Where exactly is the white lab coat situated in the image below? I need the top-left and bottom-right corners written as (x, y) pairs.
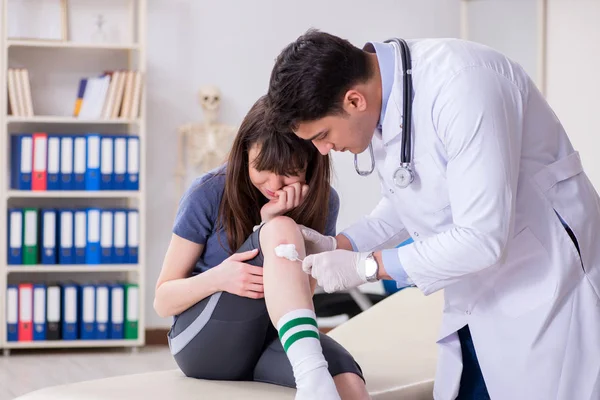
top-left (342, 39), bottom-right (600, 399)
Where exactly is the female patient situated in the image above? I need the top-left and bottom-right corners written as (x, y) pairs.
top-left (154, 96), bottom-right (369, 400)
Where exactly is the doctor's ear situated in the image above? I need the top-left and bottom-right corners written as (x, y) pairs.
top-left (343, 90), bottom-right (368, 113)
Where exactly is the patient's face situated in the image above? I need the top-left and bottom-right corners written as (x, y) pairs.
top-left (248, 144), bottom-right (306, 201)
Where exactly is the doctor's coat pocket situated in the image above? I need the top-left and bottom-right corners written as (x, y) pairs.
top-left (492, 227), bottom-right (557, 318)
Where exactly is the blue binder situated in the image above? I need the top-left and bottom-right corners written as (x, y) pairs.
top-left (46, 135), bottom-right (61, 190)
top-left (109, 284), bottom-right (124, 339)
top-left (58, 210), bottom-right (75, 264)
top-left (126, 136), bottom-right (139, 190)
top-left (127, 209), bottom-right (139, 264)
top-left (95, 285), bottom-right (110, 340)
top-left (100, 136), bottom-right (113, 190)
top-left (113, 209), bottom-right (127, 264)
top-left (33, 284), bottom-right (47, 341)
top-left (100, 210), bottom-right (114, 264)
top-left (61, 284), bottom-right (78, 340)
top-left (113, 136), bottom-right (127, 190)
top-left (41, 209), bottom-right (58, 264)
top-left (85, 133), bottom-right (101, 191)
top-left (7, 285), bottom-right (19, 341)
top-left (60, 136), bottom-right (74, 190)
top-left (7, 208), bottom-right (23, 264)
top-left (79, 284), bottom-right (96, 340)
top-left (73, 136), bottom-right (86, 190)
top-left (86, 208), bottom-right (101, 264)
top-left (10, 134), bottom-right (33, 190)
top-left (74, 210), bottom-right (87, 264)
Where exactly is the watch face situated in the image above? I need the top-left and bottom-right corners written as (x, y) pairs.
top-left (365, 256), bottom-right (378, 280)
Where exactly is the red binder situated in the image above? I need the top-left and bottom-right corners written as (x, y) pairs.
top-left (18, 283), bottom-right (33, 341)
top-left (32, 132), bottom-right (47, 191)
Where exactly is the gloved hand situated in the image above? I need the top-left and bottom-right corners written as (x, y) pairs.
top-left (299, 225), bottom-right (337, 256)
top-left (302, 250), bottom-right (369, 293)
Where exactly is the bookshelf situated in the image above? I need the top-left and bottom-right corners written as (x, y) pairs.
top-left (0, 0), bottom-right (147, 354)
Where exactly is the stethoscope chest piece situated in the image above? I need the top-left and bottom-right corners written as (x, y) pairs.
top-left (393, 164), bottom-right (414, 188)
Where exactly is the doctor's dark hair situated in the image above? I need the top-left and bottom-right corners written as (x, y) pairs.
top-left (267, 29), bottom-right (371, 130)
top-left (218, 95), bottom-right (332, 252)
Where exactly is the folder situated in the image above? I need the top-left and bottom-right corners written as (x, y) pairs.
top-left (86, 208), bottom-right (101, 264)
top-left (60, 136), bottom-right (74, 190)
top-left (62, 284), bottom-right (78, 340)
top-left (113, 136), bottom-right (127, 190)
top-left (46, 135), bottom-right (61, 190)
top-left (18, 283), bottom-right (33, 341)
top-left (100, 136), bottom-right (114, 190)
top-left (10, 134), bottom-right (33, 190)
top-left (32, 132), bottom-right (48, 191)
top-left (22, 208), bottom-right (38, 265)
top-left (33, 284), bottom-right (46, 341)
top-left (41, 209), bottom-right (57, 264)
top-left (73, 136), bottom-right (86, 190)
top-left (74, 210), bottom-right (87, 264)
top-left (126, 136), bottom-right (139, 190)
top-left (124, 283), bottom-right (139, 339)
top-left (46, 286), bottom-right (61, 340)
top-left (79, 284), bottom-right (96, 340)
top-left (59, 210), bottom-right (74, 264)
top-left (8, 208), bottom-right (23, 264)
top-left (109, 284), bottom-right (124, 339)
top-left (127, 209), bottom-right (139, 264)
top-left (100, 210), bottom-right (113, 264)
top-left (113, 209), bottom-right (127, 264)
top-left (7, 285), bottom-right (19, 341)
top-left (96, 285), bottom-right (109, 339)
top-left (85, 133), bottom-right (101, 190)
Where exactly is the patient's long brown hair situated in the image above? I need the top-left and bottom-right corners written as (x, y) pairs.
top-left (218, 96), bottom-right (331, 253)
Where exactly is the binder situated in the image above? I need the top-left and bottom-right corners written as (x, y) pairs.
top-left (46, 286), bottom-right (61, 340)
top-left (18, 283), bottom-right (33, 341)
top-left (124, 283), bottom-right (139, 339)
top-left (10, 134), bottom-right (33, 190)
top-left (113, 136), bottom-right (127, 190)
top-left (86, 208), bottom-right (101, 264)
top-left (79, 284), bottom-right (96, 340)
top-left (7, 285), bottom-right (19, 342)
top-left (73, 136), bottom-right (86, 190)
top-left (58, 210), bottom-right (74, 264)
top-left (113, 209), bottom-right (127, 264)
top-left (60, 136), bottom-right (74, 190)
top-left (33, 284), bottom-right (47, 341)
top-left (41, 209), bottom-right (57, 264)
top-left (85, 133), bottom-right (101, 190)
top-left (95, 285), bottom-right (110, 340)
top-left (46, 135), bottom-right (61, 190)
top-left (100, 210), bottom-right (113, 264)
top-left (127, 209), bottom-right (139, 264)
top-left (100, 136), bottom-right (114, 190)
top-left (32, 132), bottom-right (48, 191)
top-left (126, 136), bottom-right (139, 190)
top-left (8, 208), bottom-right (23, 264)
top-left (109, 284), bottom-right (124, 339)
top-left (62, 284), bottom-right (78, 340)
top-left (22, 208), bottom-right (38, 265)
top-left (74, 210), bottom-right (87, 264)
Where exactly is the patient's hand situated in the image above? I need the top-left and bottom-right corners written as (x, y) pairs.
top-left (260, 182), bottom-right (309, 222)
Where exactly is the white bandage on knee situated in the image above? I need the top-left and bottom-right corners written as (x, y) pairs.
top-left (275, 244), bottom-right (302, 262)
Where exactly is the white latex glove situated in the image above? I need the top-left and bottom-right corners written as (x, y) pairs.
top-left (302, 250), bottom-right (368, 293)
top-left (299, 225), bottom-right (337, 256)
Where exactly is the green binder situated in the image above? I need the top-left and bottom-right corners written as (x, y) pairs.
top-left (22, 208), bottom-right (38, 265)
top-left (124, 283), bottom-right (139, 339)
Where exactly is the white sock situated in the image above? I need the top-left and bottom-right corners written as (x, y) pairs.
top-left (277, 309), bottom-right (341, 400)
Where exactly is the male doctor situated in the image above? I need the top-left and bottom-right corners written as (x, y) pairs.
top-left (266, 30), bottom-right (600, 400)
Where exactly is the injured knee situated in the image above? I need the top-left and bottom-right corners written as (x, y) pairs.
top-left (274, 244), bottom-right (303, 262)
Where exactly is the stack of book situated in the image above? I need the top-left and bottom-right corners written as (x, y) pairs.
top-left (6, 68), bottom-right (34, 117)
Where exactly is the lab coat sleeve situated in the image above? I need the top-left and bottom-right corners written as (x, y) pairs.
top-left (398, 66), bottom-right (524, 295)
top-left (340, 195), bottom-right (410, 252)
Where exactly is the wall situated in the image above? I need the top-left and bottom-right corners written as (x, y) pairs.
top-left (146, 0), bottom-right (462, 327)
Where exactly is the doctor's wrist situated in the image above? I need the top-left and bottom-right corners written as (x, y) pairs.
top-left (373, 251), bottom-right (392, 281)
top-left (335, 234), bottom-right (353, 251)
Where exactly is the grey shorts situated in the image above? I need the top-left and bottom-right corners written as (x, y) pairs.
top-left (168, 228), bottom-right (364, 387)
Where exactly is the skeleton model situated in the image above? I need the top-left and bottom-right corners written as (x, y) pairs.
top-left (176, 86), bottom-right (237, 202)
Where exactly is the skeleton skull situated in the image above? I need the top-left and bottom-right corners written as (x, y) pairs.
top-left (198, 85), bottom-right (221, 112)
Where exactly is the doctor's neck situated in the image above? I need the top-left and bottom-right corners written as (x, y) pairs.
top-left (362, 52), bottom-right (383, 118)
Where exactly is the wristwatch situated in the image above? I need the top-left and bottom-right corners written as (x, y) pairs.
top-left (364, 252), bottom-right (379, 283)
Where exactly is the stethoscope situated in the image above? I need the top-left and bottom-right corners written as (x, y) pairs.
top-left (354, 38), bottom-right (414, 189)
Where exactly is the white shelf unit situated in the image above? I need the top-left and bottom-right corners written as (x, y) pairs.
top-left (0, 0), bottom-right (147, 352)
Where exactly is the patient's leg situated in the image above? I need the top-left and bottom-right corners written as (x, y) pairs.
top-left (260, 216), bottom-right (340, 400)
